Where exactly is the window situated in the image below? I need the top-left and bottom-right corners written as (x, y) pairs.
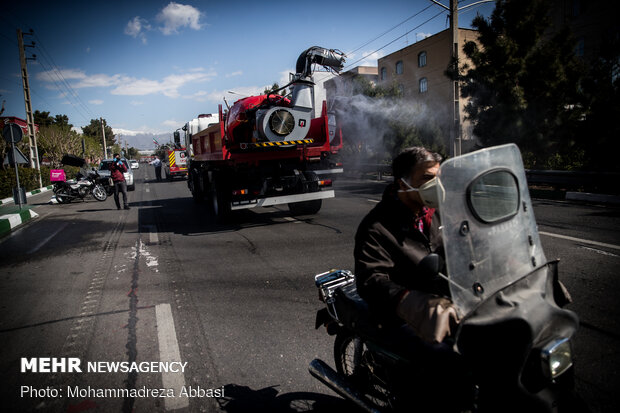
top-left (380, 67), bottom-right (387, 81)
top-left (396, 60), bottom-right (403, 75)
top-left (418, 51), bottom-right (427, 67)
top-left (419, 77), bottom-right (428, 93)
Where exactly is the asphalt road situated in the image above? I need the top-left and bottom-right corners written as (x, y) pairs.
top-left (0, 165), bottom-right (618, 413)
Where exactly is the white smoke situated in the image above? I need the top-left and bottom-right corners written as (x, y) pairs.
top-left (328, 76), bottom-right (449, 167)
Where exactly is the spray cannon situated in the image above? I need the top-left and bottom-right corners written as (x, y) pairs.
top-left (226, 46), bottom-right (346, 145)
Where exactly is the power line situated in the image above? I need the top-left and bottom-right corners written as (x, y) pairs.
top-left (344, 9), bottom-right (447, 70)
top-left (32, 32), bottom-right (96, 122)
top-left (346, 4), bottom-right (434, 57)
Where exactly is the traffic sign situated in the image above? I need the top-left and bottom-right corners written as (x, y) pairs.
top-left (3, 123), bottom-right (23, 144)
top-left (3, 147), bottom-right (29, 166)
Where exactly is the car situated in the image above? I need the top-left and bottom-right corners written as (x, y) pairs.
top-left (129, 160), bottom-right (139, 169)
top-left (98, 158), bottom-right (135, 191)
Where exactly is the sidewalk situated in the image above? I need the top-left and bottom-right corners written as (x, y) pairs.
top-left (0, 185), bottom-right (53, 238)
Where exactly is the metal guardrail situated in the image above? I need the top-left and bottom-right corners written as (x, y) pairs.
top-left (349, 164), bottom-right (619, 194)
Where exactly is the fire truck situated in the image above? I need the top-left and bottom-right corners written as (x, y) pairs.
top-left (163, 147), bottom-right (188, 180)
top-left (179, 46), bottom-right (345, 220)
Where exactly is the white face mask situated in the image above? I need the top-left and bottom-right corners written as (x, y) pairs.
top-left (398, 176), bottom-right (444, 209)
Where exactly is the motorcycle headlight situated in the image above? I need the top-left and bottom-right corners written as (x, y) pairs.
top-left (541, 338), bottom-right (573, 379)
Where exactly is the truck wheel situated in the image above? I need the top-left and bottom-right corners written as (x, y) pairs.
top-left (209, 173), bottom-right (231, 221)
top-left (189, 172), bottom-right (204, 203)
top-left (288, 199), bottom-right (322, 215)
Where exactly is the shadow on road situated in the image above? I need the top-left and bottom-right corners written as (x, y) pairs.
top-left (135, 195), bottom-right (340, 236)
top-left (217, 384), bottom-right (353, 413)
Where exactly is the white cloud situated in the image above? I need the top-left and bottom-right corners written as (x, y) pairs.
top-left (37, 68), bottom-right (86, 82)
top-left (186, 86), bottom-right (266, 103)
top-left (125, 16), bottom-right (151, 44)
top-left (111, 70), bottom-right (215, 97)
top-left (225, 70), bottom-right (243, 78)
top-left (162, 119), bottom-right (182, 128)
top-left (352, 50), bottom-right (385, 67)
top-left (89, 99), bottom-right (104, 105)
top-left (36, 67), bottom-right (216, 98)
top-left (130, 100), bottom-right (144, 106)
top-left (416, 32), bottom-right (432, 40)
top-left (157, 2), bottom-right (203, 35)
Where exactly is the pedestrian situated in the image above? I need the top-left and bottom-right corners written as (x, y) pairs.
top-left (110, 153), bottom-right (130, 210)
top-left (150, 156), bottom-right (162, 182)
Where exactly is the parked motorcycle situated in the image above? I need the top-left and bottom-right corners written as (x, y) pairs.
top-left (54, 154), bottom-right (108, 203)
top-left (309, 144), bottom-right (584, 413)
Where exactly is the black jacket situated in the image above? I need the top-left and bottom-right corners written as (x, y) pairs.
top-left (354, 183), bottom-right (446, 320)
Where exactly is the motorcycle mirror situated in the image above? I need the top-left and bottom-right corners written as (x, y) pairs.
top-left (418, 253), bottom-right (443, 278)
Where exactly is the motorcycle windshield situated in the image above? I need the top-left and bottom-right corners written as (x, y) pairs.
top-left (438, 144), bottom-right (546, 317)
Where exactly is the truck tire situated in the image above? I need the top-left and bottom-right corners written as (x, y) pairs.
top-left (209, 173), bottom-right (231, 221)
top-left (288, 170), bottom-right (322, 215)
top-left (189, 171), bottom-right (204, 203)
top-left (288, 199), bottom-right (322, 215)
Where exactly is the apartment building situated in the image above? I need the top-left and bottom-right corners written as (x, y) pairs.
top-left (377, 28), bottom-right (480, 155)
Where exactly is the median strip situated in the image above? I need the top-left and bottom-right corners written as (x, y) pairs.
top-left (0, 209), bottom-right (39, 236)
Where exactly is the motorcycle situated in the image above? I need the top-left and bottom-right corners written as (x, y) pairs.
top-left (309, 144), bottom-right (584, 412)
top-left (54, 154), bottom-right (109, 203)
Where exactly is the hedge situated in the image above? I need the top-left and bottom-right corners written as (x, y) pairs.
top-left (0, 165), bottom-right (81, 199)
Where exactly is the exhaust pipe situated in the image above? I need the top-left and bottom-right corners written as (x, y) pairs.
top-left (309, 359), bottom-right (380, 413)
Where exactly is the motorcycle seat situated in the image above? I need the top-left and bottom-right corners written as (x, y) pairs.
top-left (334, 283), bottom-right (386, 339)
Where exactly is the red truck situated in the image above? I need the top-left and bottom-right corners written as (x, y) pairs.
top-left (179, 47), bottom-right (345, 220)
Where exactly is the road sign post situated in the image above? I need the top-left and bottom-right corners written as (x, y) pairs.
top-left (3, 123), bottom-right (25, 210)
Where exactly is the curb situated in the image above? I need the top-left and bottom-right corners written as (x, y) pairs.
top-left (566, 192), bottom-right (620, 205)
top-left (0, 185), bottom-right (54, 205)
top-left (0, 209), bottom-right (39, 237)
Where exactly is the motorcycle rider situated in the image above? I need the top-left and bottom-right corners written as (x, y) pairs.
top-left (355, 146), bottom-right (458, 345)
top-left (110, 153), bottom-right (130, 210)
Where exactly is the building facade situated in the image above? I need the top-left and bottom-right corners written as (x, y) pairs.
top-left (377, 28), bottom-right (480, 155)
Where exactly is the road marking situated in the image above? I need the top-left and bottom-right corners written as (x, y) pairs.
top-left (27, 222), bottom-right (68, 254)
top-left (283, 216), bottom-right (301, 224)
top-left (579, 246), bottom-right (619, 257)
top-left (368, 199), bottom-right (379, 203)
top-left (155, 303), bottom-right (189, 410)
top-left (539, 231), bottom-right (620, 251)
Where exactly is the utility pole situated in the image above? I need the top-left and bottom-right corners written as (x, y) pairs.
top-left (431, 0), bottom-right (494, 156)
top-left (101, 117), bottom-right (108, 159)
top-left (450, 0), bottom-right (461, 157)
top-left (17, 29), bottom-right (42, 187)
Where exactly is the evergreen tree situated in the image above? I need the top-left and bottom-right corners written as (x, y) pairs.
top-left (82, 118), bottom-right (115, 146)
top-left (460, 0), bottom-right (584, 168)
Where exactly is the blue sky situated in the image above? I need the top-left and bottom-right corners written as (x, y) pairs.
top-left (0, 0), bottom-right (495, 149)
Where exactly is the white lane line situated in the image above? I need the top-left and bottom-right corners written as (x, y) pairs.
top-left (155, 303), bottom-right (189, 410)
top-left (28, 222), bottom-right (68, 254)
top-left (539, 231), bottom-right (620, 251)
top-left (368, 199), bottom-right (379, 203)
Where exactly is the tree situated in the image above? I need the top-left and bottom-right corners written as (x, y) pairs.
top-left (37, 124), bottom-right (82, 167)
top-left (460, 0), bottom-right (584, 169)
top-left (82, 118), bottom-right (115, 147)
top-left (576, 36), bottom-right (620, 172)
top-left (34, 110), bottom-right (54, 127)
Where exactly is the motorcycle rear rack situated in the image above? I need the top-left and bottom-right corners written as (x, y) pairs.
top-left (314, 269), bottom-right (355, 322)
